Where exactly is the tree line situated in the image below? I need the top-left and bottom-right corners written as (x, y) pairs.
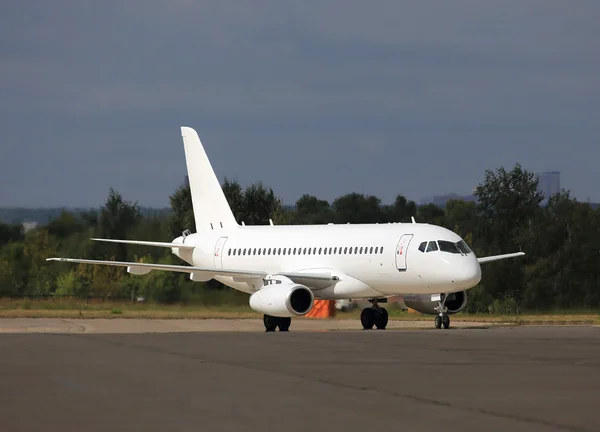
top-left (1, 163), bottom-right (599, 313)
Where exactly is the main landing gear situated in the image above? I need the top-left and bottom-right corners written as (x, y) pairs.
top-left (360, 299), bottom-right (388, 330)
top-left (433, 294), bottom-right (450, 329)
top-left (263, 314), bottom-right (291, 332)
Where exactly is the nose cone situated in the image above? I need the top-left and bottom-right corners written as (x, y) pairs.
top-left (453, 258), bottom-right (482, 289)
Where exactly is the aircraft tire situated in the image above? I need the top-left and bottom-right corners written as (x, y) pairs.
top-left (361, 308), bottom-right (375, 330)
top-left (442, 314), bottom-right (450, 329)
top-left (375, 308), bottom-right (388, 330)
top-left (263, 314), bottom-right (278, 332)
top-left (278, 317), bottom-right (291, 332)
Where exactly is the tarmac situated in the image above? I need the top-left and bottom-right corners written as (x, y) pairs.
top-left (0, 319), bottom-right (598, 432)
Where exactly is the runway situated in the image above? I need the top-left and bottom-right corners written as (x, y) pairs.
top-left (0, 322), bottom-right (598, 432)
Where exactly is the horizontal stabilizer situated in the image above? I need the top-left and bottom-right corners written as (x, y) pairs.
top-left (478, 252), bottom-right (525, 264)
top-left (90, 238), bottom-right (195, 249)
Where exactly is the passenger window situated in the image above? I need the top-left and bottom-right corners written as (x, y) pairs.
top-left (426, 241), bottom-right (439, 252)
top-left (359, 247), bottom-right (363, 254)
top-left (418, 242), bottom-right (427, 253)
top-left (381, 247), bottom-right (384, 254)
top-left (318, 248), bottom-right (322, 254)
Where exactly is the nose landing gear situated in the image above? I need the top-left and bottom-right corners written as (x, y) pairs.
top-left (433, 294), bottom-right (450, 329)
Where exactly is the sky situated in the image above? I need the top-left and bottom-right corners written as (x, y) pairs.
top-left (1, 1), bottom-right (599, 208)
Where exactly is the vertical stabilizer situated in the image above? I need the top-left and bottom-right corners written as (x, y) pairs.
top-left (180, 126), bottom-right (238, 232)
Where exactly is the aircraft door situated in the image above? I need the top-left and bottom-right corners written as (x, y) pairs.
top-left (213, 237), bottom-right (228, 269)
top-left (395, 234), bottom-right (414, 271)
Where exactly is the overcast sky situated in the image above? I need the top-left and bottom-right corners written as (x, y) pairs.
top-left (1, 1), bottom-right (599, 208)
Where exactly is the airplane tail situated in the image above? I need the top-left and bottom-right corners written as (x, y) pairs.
top-left (180, 126), bottom-right (238, 232)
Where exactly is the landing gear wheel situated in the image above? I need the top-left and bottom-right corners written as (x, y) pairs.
top-left (442, 314), bottom-right (450, 329)
top-left (278, 317), bottom-right (291, 332)
top-left (263, 314), bottom-right (278, 332)
top-left (375, 308), bottom-right (388, 330)
top-left (361, 308), bottom-right (375, 330)
top-left (435, 315), bottom-right (442, 329)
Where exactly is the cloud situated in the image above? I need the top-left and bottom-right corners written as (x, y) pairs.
top-left (1, 1), bottom-right (599, 207)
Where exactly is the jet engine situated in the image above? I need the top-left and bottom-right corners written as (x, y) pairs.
top-left (249, 283), bottom-right (315, 317)
top-left (403, 291), bottom-right (468, 315)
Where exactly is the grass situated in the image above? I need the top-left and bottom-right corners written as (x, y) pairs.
top-left (0, 299), bottom-right (598, 324)
top-left (0, 298), bottom-right (259, 319)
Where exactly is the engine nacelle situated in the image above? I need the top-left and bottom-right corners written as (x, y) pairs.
top-left (403, 291), bottom-right (468, 315)
top-left (249, 282), bottom-right (314, 317)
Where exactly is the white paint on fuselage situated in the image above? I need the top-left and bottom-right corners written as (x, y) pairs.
top-left (171, 222), bottom-right (482, 299)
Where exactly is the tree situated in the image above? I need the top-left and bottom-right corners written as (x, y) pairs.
top-left (416, 203), bottom-right (445, 225)
top-left (473, 163), bottom-right (544, 303)
top-left (222, 178), bottom-right (245, 224)
top-left (242, 182), bottom-right (284, 225)
top-left (96, 188), bottom-right (142, 262)
top-left (332, 193), bottom-right (385, 224)
top-left (0, 221), bottom-right (24, 244)
top-left (294, 194), bottom-right (334, 224)
top-left (444, 200), bottom-right (477, 240)
top-left (23, 228), bottom-right (58, 296)
top-left (384, 195), bottom-right (417, 223)
top-left (169, 183), bottom-right (195, 237)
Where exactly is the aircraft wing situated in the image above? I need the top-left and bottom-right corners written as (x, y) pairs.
top-left (477, 252), bottom-right (525, 264)
top-left (45, 258), bottom-right (337, 286)
top-left (90, 238), bottom-right (195, 249)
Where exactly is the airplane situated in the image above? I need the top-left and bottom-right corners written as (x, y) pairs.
top-left (46, 126), bottom-right (525, 332)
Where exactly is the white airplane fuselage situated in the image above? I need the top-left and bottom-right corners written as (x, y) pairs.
top-left (171, 221), bottom-right (482, 300)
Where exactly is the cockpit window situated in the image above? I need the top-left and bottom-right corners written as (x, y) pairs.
top-left (426, 241), bottom-right (439, 252)
top-left (438, 240), bottom-right (462, 254)
top-left (420, 239), bottom-right (473, 254)
top-left (456, 240), bottom-right (473, 254)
